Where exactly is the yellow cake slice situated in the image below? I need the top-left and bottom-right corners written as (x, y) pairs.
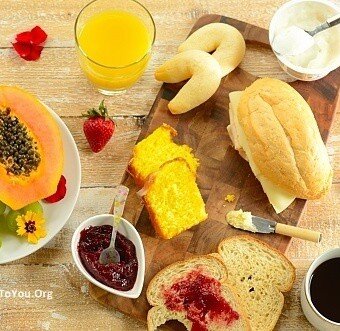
top-left (143, 158), bottom-right (208, 239)
top-left (128, 124), bottom-right (199, 186)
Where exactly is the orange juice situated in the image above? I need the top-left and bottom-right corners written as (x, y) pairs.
top-left (77, 10), bottom-right (153, 92)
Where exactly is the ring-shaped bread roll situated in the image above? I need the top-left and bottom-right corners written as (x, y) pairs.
top-left (154, 50), bottom-right (222, 114)
top-left (178, 23), bottom-right (246, 77)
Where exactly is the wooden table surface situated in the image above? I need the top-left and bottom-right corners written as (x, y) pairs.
top-left (0, 0), bottom-right (339, 330)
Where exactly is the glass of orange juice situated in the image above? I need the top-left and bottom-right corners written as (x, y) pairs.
top-left (75, 0), bottom-right (156, 95)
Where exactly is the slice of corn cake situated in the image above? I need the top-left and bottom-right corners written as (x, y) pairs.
top-left (128, 124), bottom-right (199, 186)
top-left (143, 158), bottom-right (207, 239)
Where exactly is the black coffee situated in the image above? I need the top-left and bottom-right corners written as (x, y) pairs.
top-left (309, 257), bottom-right (340, 323)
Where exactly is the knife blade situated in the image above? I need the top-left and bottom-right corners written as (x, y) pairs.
top-left (227, 212), bottom-right (321, 243)
top-left (251, 216), bottom-right (277, 234)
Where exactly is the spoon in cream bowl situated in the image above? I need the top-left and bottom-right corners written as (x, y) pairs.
top-left (272, 13), bottom-right (340, 56)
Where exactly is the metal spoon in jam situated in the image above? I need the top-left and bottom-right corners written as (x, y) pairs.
top-left (99, 186), bottom-right (129, 265)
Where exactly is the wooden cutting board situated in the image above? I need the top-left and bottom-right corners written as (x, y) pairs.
top-left (89, 14), bottom-right (340, 325)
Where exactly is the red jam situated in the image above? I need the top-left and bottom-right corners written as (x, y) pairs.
top-left (78, 225), bottom-right (138, 291)
top-left (163, 270), bottom-right (239, 331)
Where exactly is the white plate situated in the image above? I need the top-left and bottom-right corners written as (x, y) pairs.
top-left (71, 214), bottom-right (145, 299)
top-left (0, 103), bottom-right (81, 264)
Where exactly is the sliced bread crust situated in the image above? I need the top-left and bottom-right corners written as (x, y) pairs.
top-left (147, 255), bottom-right (250, 331)
top-left (147, 254), bottom-right (227, 306)
top-left (218, 235), bottom-right (295, 331)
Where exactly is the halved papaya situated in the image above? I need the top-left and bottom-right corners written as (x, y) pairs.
top-left (0, 86), bottom-right (64, 210)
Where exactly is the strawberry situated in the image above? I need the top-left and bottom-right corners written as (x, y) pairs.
top-left (83, 100), bottom-right (115, 153)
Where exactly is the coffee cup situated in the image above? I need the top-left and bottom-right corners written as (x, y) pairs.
top-left (300, 248), bottom-right (340, 330)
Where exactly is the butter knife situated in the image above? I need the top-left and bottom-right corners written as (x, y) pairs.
top-left (250, 216), bottom-right (322, 243)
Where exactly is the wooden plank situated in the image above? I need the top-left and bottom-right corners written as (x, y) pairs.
top-left (0, 45), bottom-right (294, 117)
top-left (0, 47), bottom-right (159, 117)
top-left (5, 187), bottom-right (123, 266)
top-left (60, 109), bottom-right (340, 188)
top-left (64, 109), bottom-right (340, 187)
top-left (0, 0), bottom-right (289, 47)
top-left (0, 263), bottom-right (146, 331)
top-left (1, 183), bottom-right (339, 329)
top-left (0, 0), bottom-right (339, 330)
top-left (89, 15), bottom-right (340, 324)
top-left (62, 117), bottom-right (141, 187)
top-left (6, 183), bottom-right (339, 268)
top-left (2, 0), bottom-right (320, 118)
top-left (287, 183), bottom-right (340, 260)
top-left (0, 259), bottom-right (323, 330)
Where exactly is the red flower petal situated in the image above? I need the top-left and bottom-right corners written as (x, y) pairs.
top-left (12, 42), bottom-right (31, 58)
top-left (44, 175), bottom-right (67, 203)
top-left (12, 26), bottom-right (47, 61)
top-left (16, 31), bottom-right (32, 43)
top-left (45, 185), bottom-right (66, 203)
top-left (31, 26), bottom-right (47, 45)
top-left (25, 44), bottom-right (43, 61)
top-left (12, 43), bottom-right (43, 61)
top-left (59, 175), bottom-right (67, 187)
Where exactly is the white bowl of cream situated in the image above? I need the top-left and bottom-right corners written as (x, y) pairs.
top-left (269, 0), bottom-right (340, 81)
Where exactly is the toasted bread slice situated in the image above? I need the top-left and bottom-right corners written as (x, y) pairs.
top-left (147, 255), bottom-right (250, 331)
top-left (128, 124), bottom-right (199, 187)
top-left (143, 158), bottom-right (207, 239)
top-left (218, 235), bottom-right (295, 331)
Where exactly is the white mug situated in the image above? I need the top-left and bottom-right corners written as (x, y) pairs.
top-left (300, 248), bottom-right (340, 330)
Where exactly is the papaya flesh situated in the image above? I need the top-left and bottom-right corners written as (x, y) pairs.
top-left (0, 86), bottom-right (64, 210)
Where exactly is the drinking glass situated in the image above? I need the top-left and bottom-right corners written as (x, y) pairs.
top-left (75, 0), bottom-right (156, 95)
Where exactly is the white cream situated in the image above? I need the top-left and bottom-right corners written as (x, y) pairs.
top-left (228, 91), bottom-right (295, 214)
top-left (273, 2), bottom-right (340, 69)
top-left (226, 209), bottom-right (257, 232)
top-left (272, 25), bottom-right (315, 56)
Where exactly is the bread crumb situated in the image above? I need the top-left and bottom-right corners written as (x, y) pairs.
top-left (37, 321), bottom-right (50, 331)
top-left (51, 312), bottom-right (67, 321)
top-left (225, 194), bottom-right (235, 203)
top-left (81, 284), bottom-right (89, 294)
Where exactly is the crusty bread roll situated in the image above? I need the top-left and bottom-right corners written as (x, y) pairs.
top-left (147, 254), bottom-right (250, 331)
top-left (218, 235), bottom-right (295, 331)
top-left (155, 50), bottom-right (222, 114)
top-left (235, 78), bottom-right (332, 200)
top-left (179, 23), bottom-right (246, 77)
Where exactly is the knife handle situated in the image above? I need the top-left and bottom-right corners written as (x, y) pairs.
top-left (275, 223), bottom-right (321, 243)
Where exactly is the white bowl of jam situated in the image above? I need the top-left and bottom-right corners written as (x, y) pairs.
top-left (300, 248), bottom-right (340, 330)
top-left (71, 214), bottom-right (145, 299)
